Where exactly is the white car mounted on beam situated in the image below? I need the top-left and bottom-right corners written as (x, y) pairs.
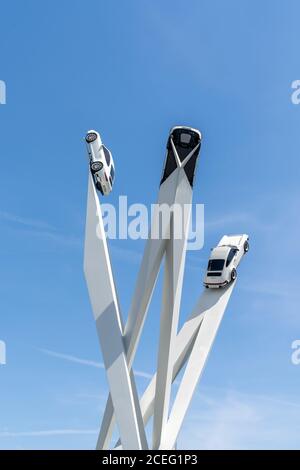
top-left (204, 234), bottom-right (249, 288)
top-left (85, 130), bottom-right (115, 195)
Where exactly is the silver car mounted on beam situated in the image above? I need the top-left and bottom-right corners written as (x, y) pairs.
top-left (85, 130), bottom-right (115, 195)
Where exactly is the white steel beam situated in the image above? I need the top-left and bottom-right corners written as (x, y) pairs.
top-left (138, 309), bottom-right (202, 428)
top-left (152, 168), bottom-right (192, 449)
top-left (160, 281), bottom-right (235, 450)
top-left (96, 223), bottom-right (166, 449)
top-left (114, 306), bottom-right (203, 449)
top-left (114, 280), bottom-right (237, 448)
top-left (97, 127), bottom-right (201, 449)
top-left (84, 175), bottom-right (147, 450)
top-left (97, 166), bottom-right (187, 449)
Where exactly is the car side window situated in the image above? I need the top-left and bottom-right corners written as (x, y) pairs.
top-left (103, 146), bottom-right (111, 166)
top-left (110, 165), bottom-right (115, 181)
top-left (226, 248), bottom-right (237, 267)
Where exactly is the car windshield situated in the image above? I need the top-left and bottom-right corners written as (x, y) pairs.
top-left (207, 259), bottom-right (225, 271)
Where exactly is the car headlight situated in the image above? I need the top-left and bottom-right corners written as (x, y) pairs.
top-left (91, 161), bottom-right (103, 172)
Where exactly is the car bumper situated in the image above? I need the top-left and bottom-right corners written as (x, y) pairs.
top-left (203, 280), bottom-right (228, 288)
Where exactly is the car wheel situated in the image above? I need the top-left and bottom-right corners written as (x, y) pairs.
top-left (244, 240), bottom-right (249, 253)
top-left (91, 161), bottom-right (103, 172)
top-left (86, 132), bottom-right (97, 143)
top-left (231, 268), bottom-right (237, 282)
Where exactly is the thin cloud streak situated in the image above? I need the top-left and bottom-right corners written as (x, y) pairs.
top-left (205, 212), bottom-right (274, 232)
top-left (0, 210), bottom-right (56, 231)
top-left (0, 429), bottom-right (98, 438)
top-left (0, 209), bottom-right (81, 248)
top-left (39, 348), bottom-right (153, 380)
top-left (21, 228), bottom-right (81, 247)
top-left (39, 348), bottom-right (103, 369)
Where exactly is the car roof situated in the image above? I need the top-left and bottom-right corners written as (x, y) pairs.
top-left (210, 246), bottom-right (230, 259)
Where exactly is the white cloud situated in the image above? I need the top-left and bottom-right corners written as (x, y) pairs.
top-left (180, 388), bottom-right (300, 450)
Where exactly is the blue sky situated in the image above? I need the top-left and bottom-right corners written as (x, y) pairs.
top-left (0, 0), bottom-right (300, 449)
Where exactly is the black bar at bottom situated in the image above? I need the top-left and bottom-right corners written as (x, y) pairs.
top-left (0, 450), bottom-right (299, 466)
